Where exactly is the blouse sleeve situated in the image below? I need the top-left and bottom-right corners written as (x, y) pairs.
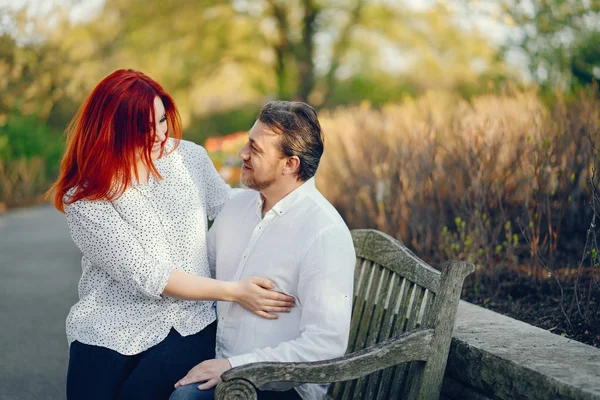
top-left (65, 199), bottom-right (175, 299)
top-left (196, 145), bottom-right (233, 221)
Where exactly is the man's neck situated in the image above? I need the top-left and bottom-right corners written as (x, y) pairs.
top-left (260, 178), bottom-right (304, 216)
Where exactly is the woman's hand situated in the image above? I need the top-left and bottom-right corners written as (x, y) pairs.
top-left (229, 277), bottom-right (296, 319)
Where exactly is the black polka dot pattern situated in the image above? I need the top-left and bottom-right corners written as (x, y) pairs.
top-left (64, 139), bottom-right (231, 355)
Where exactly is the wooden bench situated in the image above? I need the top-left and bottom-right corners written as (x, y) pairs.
top-left (215, 229), bottom-right (474, 400)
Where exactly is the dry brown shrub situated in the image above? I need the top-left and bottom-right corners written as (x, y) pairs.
top-left (0, 156), bottom-right (48, 206)
top-left (317, 88), bottom-right (600, 336)
top-left (317, 89), bottom-right (600, 283)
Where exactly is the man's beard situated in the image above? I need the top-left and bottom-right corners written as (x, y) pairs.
top-left (241, 169), bottom-right (277, 191)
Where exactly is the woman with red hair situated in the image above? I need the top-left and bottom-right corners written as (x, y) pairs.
top-left (51, 69), bottom-right (294, 400)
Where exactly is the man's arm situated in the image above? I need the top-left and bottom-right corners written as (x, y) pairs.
top-left (207, 215), bottom-right (218, 279)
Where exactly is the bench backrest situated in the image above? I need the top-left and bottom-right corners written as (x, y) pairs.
top-left (328, 229), bottom-right (472, 399)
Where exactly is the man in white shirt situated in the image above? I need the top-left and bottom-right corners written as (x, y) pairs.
top-left (170, 101), bottom-right (356, 400)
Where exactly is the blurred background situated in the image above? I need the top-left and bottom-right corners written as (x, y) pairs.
top-left (0, 0), bottom-right (599, 375)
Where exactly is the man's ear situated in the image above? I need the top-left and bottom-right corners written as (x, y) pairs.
top-left (282, 156), bottom-right (300, 176)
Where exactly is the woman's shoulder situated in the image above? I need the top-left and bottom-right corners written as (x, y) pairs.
top-left (168, 139), bottom-right (213, 168)
top-left (63, 193), bottom-right (110, 210)
top-left (62, 187), bottom-right (83, 211)
top-left (62, 186), bottom-right (116, 215)
top-left (171, 139), bottom-right (207, 157)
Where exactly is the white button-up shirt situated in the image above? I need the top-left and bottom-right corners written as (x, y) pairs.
top-left (208, 178), bottom-right (355, 400)
top-left (64, 139), bottom-right (231, 355)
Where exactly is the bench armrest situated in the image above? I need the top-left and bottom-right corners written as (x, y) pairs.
top-left (215, 328), bottom-right (434, 400)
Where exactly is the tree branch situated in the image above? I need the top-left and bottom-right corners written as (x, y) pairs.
top-left (321, 0), bottom-right (364, 107)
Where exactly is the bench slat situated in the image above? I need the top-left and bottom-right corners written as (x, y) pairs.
top-left (372, 275), bottom-right (410, 398)
top-left (352, 266), bottom-right (393, 398)
top-left (364, 270), bottom-right (401, 399)
top-left (336, 260), bottom-right (376, 399)
top-left (353, 229), bottom-right (441, 293)
top-left (347, 259), bottom-right (373, 353)
top-left (389, 283), bottom-right (427, 397)
top-left (405, 284), bottom-right (425, 332)
top-left (341, 262), bottom-right (384, 399)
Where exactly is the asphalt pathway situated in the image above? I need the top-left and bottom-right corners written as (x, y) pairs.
top-left (0, 205), bottom-right (80, 400)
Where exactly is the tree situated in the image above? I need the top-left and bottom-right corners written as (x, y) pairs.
top-left (92, 0), bottom-right (507, 108)
top-left (499, 0), bottom-right (600, 90)
top-left (1, 0), bottom-right (510, 132)
top-left (571, 32), bottom-right (600, 87)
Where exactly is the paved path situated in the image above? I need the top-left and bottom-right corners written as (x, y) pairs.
top-left (0, 205), bottom-right (81, 400)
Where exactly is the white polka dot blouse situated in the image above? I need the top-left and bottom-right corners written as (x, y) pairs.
top-left (63, 139), bottom-right (231, 355)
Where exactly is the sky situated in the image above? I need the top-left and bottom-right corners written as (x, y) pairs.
top-left (0, 0), bottom-right (104, 24)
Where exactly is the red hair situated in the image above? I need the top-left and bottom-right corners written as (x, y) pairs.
top-left (51, 69), bottom-right (182, 212)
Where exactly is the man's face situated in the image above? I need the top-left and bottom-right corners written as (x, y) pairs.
top-left (238, 120), bottom-right (286, 191)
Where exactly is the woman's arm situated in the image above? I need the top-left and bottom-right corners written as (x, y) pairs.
top-left (163, 270), bottom-right (295, 319)
top-left (65, 198), bottom-right (294, 318)
top-left (65, 198), bottom-right (175, 299)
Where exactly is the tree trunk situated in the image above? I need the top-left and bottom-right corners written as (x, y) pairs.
top-left (297, 0), bottom-right (317, 102)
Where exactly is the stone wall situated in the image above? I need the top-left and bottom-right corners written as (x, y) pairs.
top-left (441, 301), bottom-right (600, 400)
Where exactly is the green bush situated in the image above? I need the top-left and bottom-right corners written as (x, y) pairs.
top-left (0, 113), bottom-right (64, 205)
top-left (186, 105), bottom-right (260, 145)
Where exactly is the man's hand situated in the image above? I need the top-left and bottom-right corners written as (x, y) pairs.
top-left (174, 359), bottom-right (232, 390)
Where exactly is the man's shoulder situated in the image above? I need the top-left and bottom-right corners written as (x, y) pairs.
top-left (306, 190), bottom-right (348, 226)
top-left (295, 190), bottom-right (352, 240)
top-left (210, 189), bottom-right (257, 237)
top-left (220, 189), bottom-right (258, 214)
top-left (230, 188), bottom-right (257, 202)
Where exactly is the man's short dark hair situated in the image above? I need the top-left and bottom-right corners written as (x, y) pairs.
top-left (258, 100), bottom-right (324, 181)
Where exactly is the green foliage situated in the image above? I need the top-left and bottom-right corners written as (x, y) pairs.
top-left (439, 213), bottom-right (518, 268)
top-left (327, 75), bottom-right (417, 107)
top-left (0, 112), bottom-right (63, 204)
top-left (6, 0), bottom-right (595, 206)
top-left (186, 105), bottom-right (260, 144)
top-left (1, 0), bottom-right (512, 136)
top-left (499, 0), bottom-right (600, 90)
top-left (571, 32), bottom-right (600, 88)
top-left (1, 113), bottom-right (62, 165)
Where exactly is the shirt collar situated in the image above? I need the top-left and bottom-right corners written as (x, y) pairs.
top-left (271, 177), bottom-right (316, 216)
top-left (255, 177), bottom-right (317, 218)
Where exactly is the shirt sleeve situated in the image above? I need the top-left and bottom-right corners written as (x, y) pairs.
top-left (65, 199), bottom-right (175, 299)
top-left (227, 225), bottom-right (356, 367)
top-left (207, 216), bottom-right (219, 279)
top-left (195, 145), bottom-right (235, 221)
